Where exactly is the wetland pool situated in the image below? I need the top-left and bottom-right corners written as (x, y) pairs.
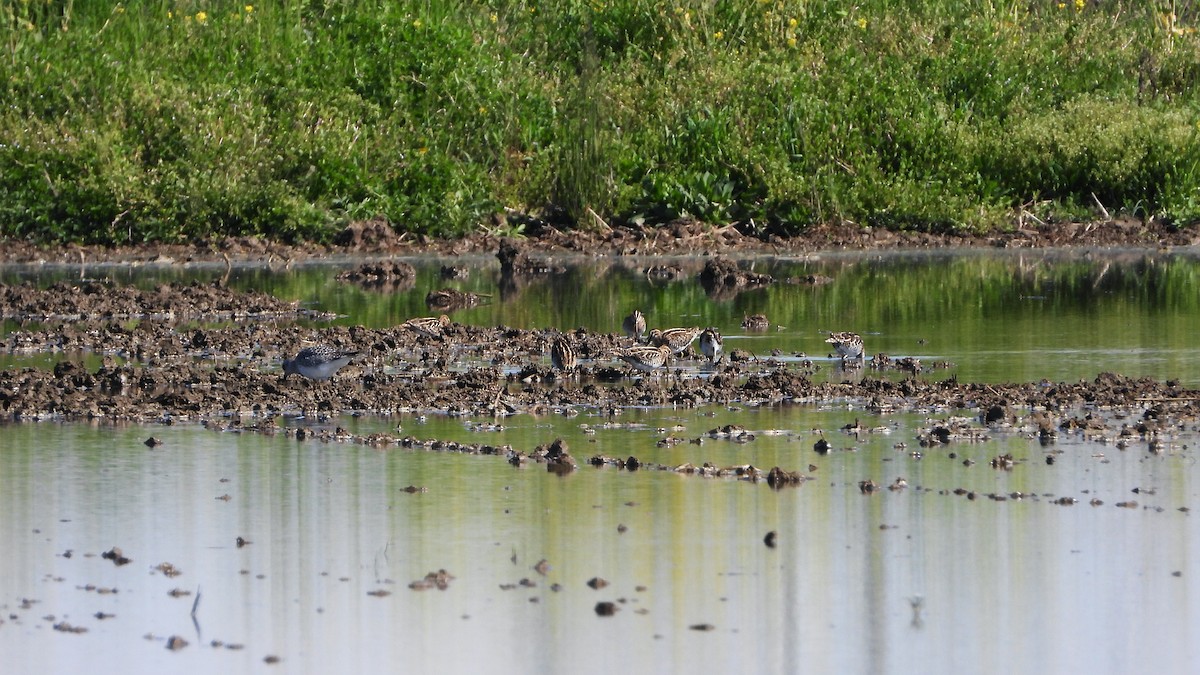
top-left (2, 248), bottom-right (1200, 674)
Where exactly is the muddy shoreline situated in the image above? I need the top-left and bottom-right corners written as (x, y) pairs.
top-left (1, 280), bottom-right (1196, 432)
top-left (2, 218), bottom-right (1196, 266)
top-left (2, 235), bottom-right (1197, 460)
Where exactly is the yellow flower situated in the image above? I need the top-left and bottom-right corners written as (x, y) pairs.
top-left (787, 36), bottom-right (796, 47)
top-left (418, 147), bottom-right (429, 155)
top-left (788, 17), bottom-right (797, 28)
top-left (1074, 0), bottom-right (1084, 9)
top-left (413, 19), bottom-right (422, 28)
top-left (245, 5), bottom-right (254, 13)
top-left (1058, 2), bottom-right (1066, 8)
top-left (167, 10), bottom-right (173, 19)
top-left (196, 11), bottom-right (208, 24)
top-left (856, 17), bottom-right (867, 29)
top-left (713, 30), bottom-right (723, 39)
top-left (490, 13), bottom-right (498, 23)
top-left (478, 106), bottom-right (487, 115)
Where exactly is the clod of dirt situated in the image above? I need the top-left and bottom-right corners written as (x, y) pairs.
top-left (497, 238), bottom-right (565, 276)
top-left (101, 547), bottom-right (131, 566)
top-left (408, 569), bottom-right (454, 591)
top-left (336, 260), bottom-right (416, 291)
top-left (154, 562), bottom-right (182, 577)
top-left (594, 601), bottom-right (618, 616)
top-left (698, 258), bottom-right (774, 299)
top-left (766, 467), bottom-right (805, 488)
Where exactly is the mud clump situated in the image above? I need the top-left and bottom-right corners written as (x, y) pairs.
top-left (496, 238), bottom-right (565, 276)
top-left (336, 260), bottom-right (417, 291)
top-left (698, 258), bottom-right (774, 299)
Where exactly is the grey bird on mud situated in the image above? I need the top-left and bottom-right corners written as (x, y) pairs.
top-left (283, 345), bottom-right (359, 381)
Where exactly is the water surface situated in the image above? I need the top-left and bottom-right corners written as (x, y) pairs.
top-left (3, 248), bottom-right (1200, 674)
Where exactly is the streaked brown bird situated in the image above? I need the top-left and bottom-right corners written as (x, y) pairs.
top-left (649, 326), bottom-right (702, 356)
top-left (551, 337), bottom-right (577, 371)
top-left (403, 314), bottom-right (452, 339)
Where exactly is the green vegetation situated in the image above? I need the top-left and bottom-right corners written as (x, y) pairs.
top-left (1, 0), bottom-right (1198, 245)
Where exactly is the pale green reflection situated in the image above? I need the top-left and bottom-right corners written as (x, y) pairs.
top-left (1, 406), bottom-right (1197, 675)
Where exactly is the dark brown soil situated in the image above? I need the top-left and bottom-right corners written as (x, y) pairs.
top-left (1, 280), bottom-right (333, 322)
top-left (3, 226), bottom-right (1198, 440)
top-left (1, 281), bottom-right (1196, 425)
top-left (1, 217), bottom-right (1196, 265)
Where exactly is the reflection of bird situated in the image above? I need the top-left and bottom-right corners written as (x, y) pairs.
top-left (825, 332), bottom-right (864, 361)
top-left (742, 314), bottom-right (769, 331)
top-left (283, 346), bottom-right (359, 381)
top-left (699, 327), bottom-right (723, 364)
top-left (403, 314), bottom-right (451, 338)
top-left (649, 327), bottom-right (701, 355)
top-left (616, 345), bottom-right (672, 373)
top-left (622, 310), bottom-right (647, 341)
top-left (551, 337), bottom-right (577, 371)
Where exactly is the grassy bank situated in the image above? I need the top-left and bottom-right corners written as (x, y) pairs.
top-left (1, 0), bottom-right (1198, 245)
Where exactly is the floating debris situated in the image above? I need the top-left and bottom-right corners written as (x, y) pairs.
top-left (101, 547), bottom-right (131, 566)
top-left (409, 569), bottom-right (454, 591)
top-left (594, 602), bottom-right (618, 617)
top-left (155, 562), bottom-right (182, 577)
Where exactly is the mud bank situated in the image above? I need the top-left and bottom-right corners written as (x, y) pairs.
top-left (2, 218), bottom-right (1196, 266)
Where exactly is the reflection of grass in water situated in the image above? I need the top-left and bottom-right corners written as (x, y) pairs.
top-left (4, 252), bottom-right (1198, 382)
top-left (1, 2), bottom-right (1198, 244)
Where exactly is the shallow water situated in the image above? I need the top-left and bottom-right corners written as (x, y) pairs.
top-left (1, 408), bottom-right (1197, 674)
top-left (4, 248), bottom-right (1200, 385)
top-left (3, 248), bottom-right (1200, 673)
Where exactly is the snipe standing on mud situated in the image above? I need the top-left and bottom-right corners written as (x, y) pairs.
top-left (615, 344), bottom-right (672, 373)
top-left (699, 327), bottom-right (723, 364)
top-left (622, 310), bottom-right (647, 342)
top-left (403, 314), bottom-right (452, 339)
top-left (283, 345), bottom-right (359, 381)
top-left (649, 327), bottom-right (702, 356)
top-left (825, 332), bottom-right (865, 362)
top-left (551, 336), bottom-right (577, 371)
